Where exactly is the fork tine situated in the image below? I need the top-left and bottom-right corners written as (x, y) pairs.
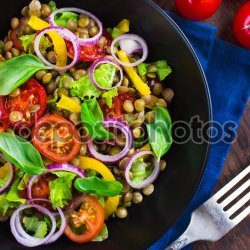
top-left (219, 179), bottom-right (250, 207)
top-left (213, 165), bottom-right (250, 200)
top-left (225, 191), bottom-right (250, 217)
top-left (233, 205), bottom-right (250, 224)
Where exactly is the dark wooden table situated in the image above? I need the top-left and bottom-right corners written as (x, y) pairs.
top-left (153, 0), bottom-right (250, 249)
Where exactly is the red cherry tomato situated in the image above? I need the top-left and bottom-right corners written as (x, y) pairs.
top-left (9, 29), bottom-right (23, 51)
top-left (0, 79), bottom-right (47, 128)
top-left (99, 92), bottom-right (135, 118)
top-left (233, 2), bottom-right (250, 49)
top-left (32, 115), bottom-right (81, 162)
top-left (174, 0), bottom-right (222, 21)
top-left (66, 32), bottom-right (111, 62)
top-left (64, 195), bottom-right (105, 243)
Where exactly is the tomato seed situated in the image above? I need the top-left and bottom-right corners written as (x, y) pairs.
top-left (9, 111), bottom-right (23, 122)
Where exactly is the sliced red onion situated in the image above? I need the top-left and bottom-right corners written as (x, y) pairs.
top-left (10, 204), bottom-right (56, 247)
top-left (48, 7), bottom-right (103, 46)
top-left (27, 163), bottom-right (85, 200)
top-left (87, 119), bottom-right (133, 163)
top-left (34, 26), bottom-right (81, 71)
top-left (46, 163), bottom-right (86, 177)
top-left (89, 58), bottom-right (123, 90)
top-left (119, 38), bottom-right (142, 56)
top-left (0, 154), bottom-right (15, 195)
top-left (27, 198), bottom-right (66, 245)
top-left (110, 34), bottom-right (148, 67)
top-left (124, 150), bottom-right (160, 189)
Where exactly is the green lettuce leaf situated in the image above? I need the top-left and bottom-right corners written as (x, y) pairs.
top-left (48, 1), bottom-right (57, 11)
top-left (92, 224), bottom-right (109, 242)
top-left (70, 75), bottom-right (100, 100)
top-left (49, 172), bottom-right (76, 209)
top-left (23, 216), bottom-right (48, 239)
top-left (101, 88), bottom-right (118, 108)
top-left (55, 12), bottom-right (78, 27)
top-left (17, 173), bottom-right (31, 190)
top-left (94, 63), bottom-right (116, 89)
top-left (137, 60), bottom-right (172, 81)
top-left (130, 158), bottom-right (152, 184)
top-left (81, 98), bottom-right (113, 140)
top-left (0, 171), bottom-right (26, 215)
top-left (20, 35), bottom-right (53, 53)
top-left (19, 34), bottom-right (35, 53)
top-left (74, 176), bottom-right (123, 197)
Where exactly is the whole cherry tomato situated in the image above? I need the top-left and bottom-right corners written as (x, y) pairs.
top-left (233, 2), bottom-right (250, 49)
top-left (174, 0), bottom-right (222, 21)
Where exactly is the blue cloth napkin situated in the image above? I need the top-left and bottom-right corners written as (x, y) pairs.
top-left (149, 12), bottom-right (250, 250)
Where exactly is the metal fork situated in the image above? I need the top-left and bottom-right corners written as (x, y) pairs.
top-left (166, 165), bottom-right (250, 250)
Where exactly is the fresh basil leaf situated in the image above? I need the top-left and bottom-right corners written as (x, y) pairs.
top-left (0, 54), bottom-right (51, 95)
top-left (81, 99), bottom-right (113, 140)
top-left (74, 176), bottom-right (123, 197)
top-left (0, 133), bottom-right (45, 175)
top-left (146, 107), bottom-right (172, 161)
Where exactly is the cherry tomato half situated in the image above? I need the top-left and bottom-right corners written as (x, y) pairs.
top-left (174, 0), bottom-right (222, 21)
top-left (66, 32), bottom-right (111, 62)
top-left (0, 79), bottom-right (47, 128)
top-left (233, 2), bottom-right (250, 49)
top-left (99, 92), bottom-right (135, 118)
top-left (32, 115), bottom-right (81, 162)
top-left (65, 195), bottom-right (105, 243)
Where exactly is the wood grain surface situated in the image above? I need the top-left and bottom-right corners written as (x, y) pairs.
top-left (153, 0), bottom-right (250, 249)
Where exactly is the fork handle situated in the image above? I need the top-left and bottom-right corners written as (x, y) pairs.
top-left (165, 234), bottom-right (193, 250)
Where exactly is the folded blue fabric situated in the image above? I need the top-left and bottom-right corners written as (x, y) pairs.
top-left (149, 12), bottom-right (250, 250)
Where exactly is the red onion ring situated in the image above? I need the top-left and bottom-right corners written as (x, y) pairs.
top-left (110, 34), bottom-right (148, 67)
top-left (27, 163), bottom-right (85, 200)
top-left (119, 38), bottom-right (143, 56)
top-left (89, 58), bottom-right (123, 90)
top-left (124, 150), bottom-right (160, 189)
top-left (34, 26), bottom-right (81, 71)
top-left (0, 154), bottom-right (15, 195)
top-left (87, 119), bottom-right (133, 163)
top-left (10, 204), bottom-right (56, 247)
top-left (48, 7), bottom-right (103, 46)
top-left (27, 198), bottom-right (66, 245)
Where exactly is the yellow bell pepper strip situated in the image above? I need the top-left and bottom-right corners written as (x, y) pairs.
top-left (56, 94), bottom-right (81, 113)
top-left (116, 19), bottom-right (130, 33)
top-left (0, 163), bottom-right (10, 178)
top-left (79, 157), bottom-right (120, 218)
top-left (28, 16), bottom-right (67, 67)
top-left (117, 50), bottom-right (151, 96)
top-left (140, 144), bottom-right (151, 151)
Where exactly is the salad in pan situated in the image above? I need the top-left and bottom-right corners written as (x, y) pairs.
top-left (0, 0), bottom-right (174, 247)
